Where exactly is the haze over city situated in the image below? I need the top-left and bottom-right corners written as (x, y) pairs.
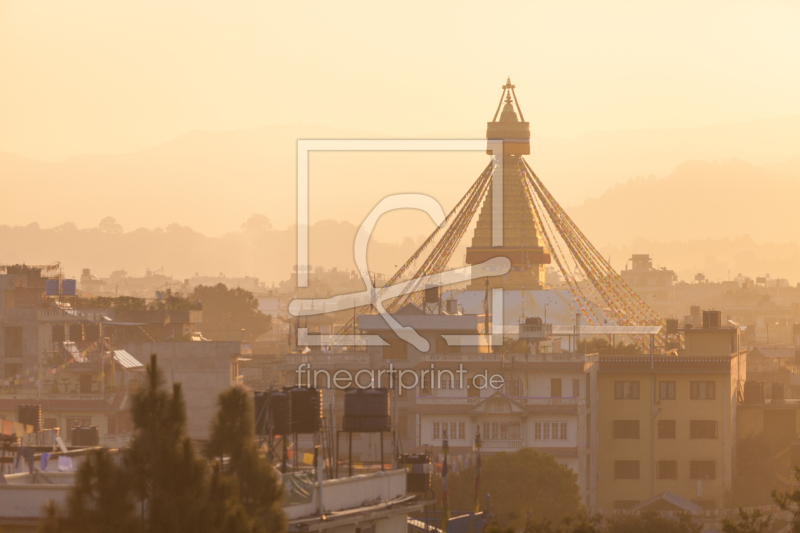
top-left (2, 3), bottom-right (800, 533)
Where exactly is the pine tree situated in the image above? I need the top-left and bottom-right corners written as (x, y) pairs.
top-left (206, 387), bottom-right (286, 532)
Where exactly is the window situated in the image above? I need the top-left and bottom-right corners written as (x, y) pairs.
top-left (4, 326), bottom-right (24, 358)
top-left (434, 421), bottom-right (465, 440)
top-left (108, 416), bottom-right (118, 435)
top-left (398, 414), bottom-right (408, 439)
top-left (572, 378), bottom-right (580, 397)
top-left (690, 420), bottom-right (718, 439)
top-left (690, 461), bottom-right (716, 480)
top-left (659, 381), bottom-right (676, 400)
top-left (483, 421), bottom-right (520, 440)
top-left (551, 378), bottom-right (562, 397)
top-left (4, 363), bottom-right (22, 378)
top-left (383, 338), bottom-right (407, 359)
top-left (420, 373), bottom-right (432, 395)
top-left (691, 381), bottom-right (715, 400)
top-left (612, 420), bottom-right (640, 439)
top-left (79, 374), bottom-right (92, 394)
top-left (657, 460), bottom-right (677, 479)
top-left (505, 379), bottom-right (523, 397)
top-left (614, 460), bottom-right (640, 479)
top-left (615, 381), bottom-right (640, 399)
top-left (533, 421), bottom-right (567, 440)
top-left (467, 384), bottom-right (480, 398)
top-left (658, 420), bottom-right (677, 439)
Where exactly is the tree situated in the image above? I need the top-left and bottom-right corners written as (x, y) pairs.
top-left (432, 449), bottom-right (581, 531)
top-left (206, 387), bottom-right (286, 532)
top-left (241, 214), bottom-right (273, 233)
top-left (99, 216), bottom-right (123, 234)
top-left (722, 509), bottom-right (772, 533)
top-left (192, 284), bottom-right (271, 342)
top-left (40, 355), bottom-right (284, 533)
top-left (773, 467), bottom-right (800, 533)
top-left (605, 512), bottom-right (701, 533)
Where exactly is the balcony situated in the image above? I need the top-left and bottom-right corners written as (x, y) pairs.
top-left (420, 353), bottom-right (597, 363)
top-left (37, 309), bottom-right (85, 322)
top-left (284, 353), bottom-right (370, 365)
top-left (481, 439), bottom-right (523, 450)
top-left (416, 396), bottom-right (584, 406)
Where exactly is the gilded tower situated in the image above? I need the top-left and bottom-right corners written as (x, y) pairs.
top-left (465, 79), bottom-right (551, 290)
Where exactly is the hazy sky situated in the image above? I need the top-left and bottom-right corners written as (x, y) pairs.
top-left (2, 1), bottom-right (800, 161)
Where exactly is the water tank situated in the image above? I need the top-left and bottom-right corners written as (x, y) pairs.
top-left (17, 404), bottom-right (41, 432)
top-left (666, 319), bottom-right (679, 335)
top-left (287, 387), bottom-right (322, 434)
top-left (400, 453), bottom-right (431, 493)
top-left (73, 426), bottom-right (99, 446)
top-left (424, 286), bottom-right (440, 304)
top-left (744, 381), bottom-right (765, 405)
top-left (772, 382), bottom-right (786, 404)
top-left (268, 390), bottom-right (292, 435)
top-left (69, 324), bottom-right (83, 342)
top-left (62, 279), bottom-right (77, 296)
top-left (45, 279), bottom-right (59, 296)
top-left (343, 388), bottom-right (391, 432)
top-left (525, 317), bottom-right (543, 325)
top-left (703, 310), bottom-right (722, 329)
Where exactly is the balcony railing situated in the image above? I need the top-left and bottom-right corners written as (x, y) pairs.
top-left (416, 396), bottom-right (584, 406)
top-left (37, 309), bottom-right (84, 322)
top-left (481, 439), bottom-right (523, 449)
top-left (420, 353), bottom-right (597, 363)
top-left (284, 353), bottom-right (370, 365)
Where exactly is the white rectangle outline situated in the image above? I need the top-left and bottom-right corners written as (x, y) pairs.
top-left (296, 139), bottom-right (505, 287)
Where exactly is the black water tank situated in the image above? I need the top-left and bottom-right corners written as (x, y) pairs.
top-left (253, 391), bottom-right (270, 434)
top-left (343, 388), bottom-right (391, 432)
top-left (666, 319), bottom-right (679, 335)
top-left (268, 390), bottom-right (292, 435)
top-left (73, 426), bottom-right (99, 446)
top-left (744, 381), bottom-right (765, 405)
top-left (287, 387), bottom-right (322, 434)
top-left (703, 310), bottom-right (722, 328)
top-left (17, 404), bottom-right (41, 432)
top-left (772, 382), bottom-right (786, 404)
top-left (424, 286), bottom-right (439, 303)
top-left (400, 453), bottom-right (431, 493)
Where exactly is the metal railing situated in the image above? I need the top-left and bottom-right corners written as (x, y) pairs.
top-left (285, 353), bottom-right (370, 365)
top-left (420, 353), bottom-right (597, 363)
top-left (416, 396), bottom-right (584, 406)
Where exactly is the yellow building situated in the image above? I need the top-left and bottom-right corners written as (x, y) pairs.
top-left (596, 325), bottom-right (745, 511)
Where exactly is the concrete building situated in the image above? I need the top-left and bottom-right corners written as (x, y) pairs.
top-left (122, 341), bottom-right (242, 440)
top-left (620, 254), bottom-right (680, 319)
top-left (595, 324), bottom-right (745, 511)
top-left (0, 465), bottom-right (422, 533)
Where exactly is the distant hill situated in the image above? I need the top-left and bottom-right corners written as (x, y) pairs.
top-left (568, 158), bottom-right (800, 246)
top-left (1, 115), bottom-right (800, 244)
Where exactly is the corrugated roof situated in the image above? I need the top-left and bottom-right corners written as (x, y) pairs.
top-left (114, 350), bottom-right (144, 370)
